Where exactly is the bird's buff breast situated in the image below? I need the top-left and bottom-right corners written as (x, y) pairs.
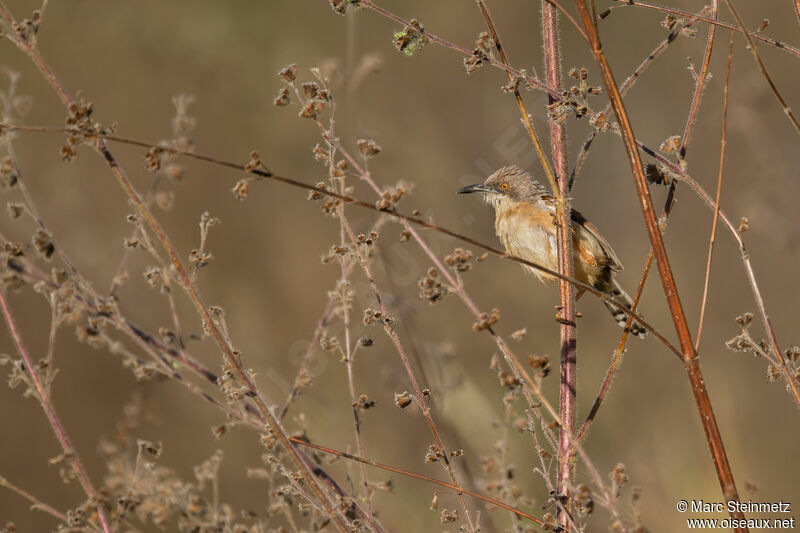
top-left (491, 197), bottom-right (559, 283)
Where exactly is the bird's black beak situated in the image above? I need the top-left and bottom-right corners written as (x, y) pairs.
top-left (456, 183), bottom-right (492, 195)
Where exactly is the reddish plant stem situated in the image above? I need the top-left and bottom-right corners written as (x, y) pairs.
top-left (541, 2), bottom-right (577, 530)
top-left (570, 0), bottom-right (718, 440)
top-left (578, 0), bottom-right (719, 443)
top-left (0, 292), bottom-right (112, 533)
top-left (572, 2), bottom-right (747, 529)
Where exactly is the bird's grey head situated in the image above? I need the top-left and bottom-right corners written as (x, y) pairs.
top-left (457, 165), bottom-right (547, 204)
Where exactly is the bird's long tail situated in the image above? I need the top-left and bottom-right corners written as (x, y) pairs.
top-left (603, 280), bottom-right (647, 339)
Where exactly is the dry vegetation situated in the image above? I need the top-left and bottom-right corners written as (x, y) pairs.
top-left (1, 1), bottom-right (799, 532)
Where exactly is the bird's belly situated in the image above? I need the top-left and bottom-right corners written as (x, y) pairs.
top-left (496, 212), bottom-right (559, 283)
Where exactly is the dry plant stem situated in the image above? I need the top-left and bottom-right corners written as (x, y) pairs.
top-left (278, 291), bottom-right (342, 420)
top-left (696, 33), bottom-right (732, 350)
top-left (331, 141), bottom-right (373, 518)
top-left (679, 0), bottom-right (718, 159)
top-left (722, 0), bottom-right (800, 133)
top-left (336, 210), bottom-right (477, 533)
top-left (469, 13), bottom-right (580, 520)
top-left (0, 475), bottom-right (76, 528)
top-left (0, 292), bottom-right (113, 533)
top-left (611, 0), bottom-right (800, 58)
top-left (578, 0), bottom-right (719, 442)
top-left (357, 0), bottom-right (559, 101)
top-left (572, 1), bottom-right (747, 529)
top-left (545, 0), bottom-right (589, 41)
top-left (288, 437), bottom-right (550, 529)
top-left (570, 6), bottom-right (712, 188)
top-left (0, 8), bottom-right (350, 530)
top-left (641, 144), bottom-right (800, 409)
top-left (576, 257), bottom-right (648, 443)
top-left (540, 2), bottom-right (577, 529)
top-left (475, 0), bottom-right (559, 194)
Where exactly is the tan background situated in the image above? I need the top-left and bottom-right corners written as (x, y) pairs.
top-left (1, 0), bottom-right (798, 531)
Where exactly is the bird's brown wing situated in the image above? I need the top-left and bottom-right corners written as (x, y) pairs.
top-left (570, 208), bottom-right (623, 272)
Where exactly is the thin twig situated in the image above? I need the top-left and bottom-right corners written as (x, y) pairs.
top-left (474, 0), bottom-right (559, 195)
top-left (696, 34), bottom-right (734, 350)
top-left (0, 292), bottom-right (113, 533)
top-left (0, 475), bottom-right (76, 528)
top-left (610, 0), bottom-right (800, 58)
top-left (569, 6), bottom-right (712, 189)
top-left (329, 117), bottom-right (374, 522)
top-left (288, 437), bottom-right (552, 529)
top-left (640, 142), bottom-right (800, 409)
top-left (722, 0), bottom-right (800, 134)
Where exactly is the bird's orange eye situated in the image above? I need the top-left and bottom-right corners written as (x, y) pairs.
top-left (500, 182), bottom-right (509, 190)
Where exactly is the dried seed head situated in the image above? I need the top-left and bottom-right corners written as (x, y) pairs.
top-left (472, 308), bottom-right (500, 332)
top-left (418, 267), bottom-right (448, 304)
top-left (645, 163), bottom-right (668, 186)
top-left (298, 99), bottom-right (325, 119)
top-left (357, 138), bottom-right (382, 158)
top-left (528, 354), bottom-right (551, 378)
top-left (273, 87), bottom-right (290, 107)
top-left (32, 229), bottom-right (55, 260)
top-left (6, 203), bottom-right (24, 220)
top-left (738, 217), bottom-right (750, 233)
top-left (511, 328), bottom-right (526, 341)
top-left (393, 19), bottom-right (428, 56)
top-left (232, 179), bottom-right (249, 201)
top-left (394, 391), bottom-right (412, 409)
top-left (735, 312), bottom-right (753, 327)
top-left (659, 135), bottom-right (681, 154)
top-left (353, 394), bottom-right (375, 410)
top-left (278, 64), bottom-right (297, 82)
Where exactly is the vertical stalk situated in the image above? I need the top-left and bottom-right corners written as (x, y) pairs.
top-left (541, 3), bottom-right (576, 530)
top-left (572, 2), bottom-right (747, 530)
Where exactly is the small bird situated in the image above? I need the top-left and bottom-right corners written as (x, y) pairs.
top-left (457, 165), bottom-right (646, 338)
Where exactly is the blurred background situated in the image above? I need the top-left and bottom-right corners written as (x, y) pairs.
top-left (1, 0), bottom-right (798, 531)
